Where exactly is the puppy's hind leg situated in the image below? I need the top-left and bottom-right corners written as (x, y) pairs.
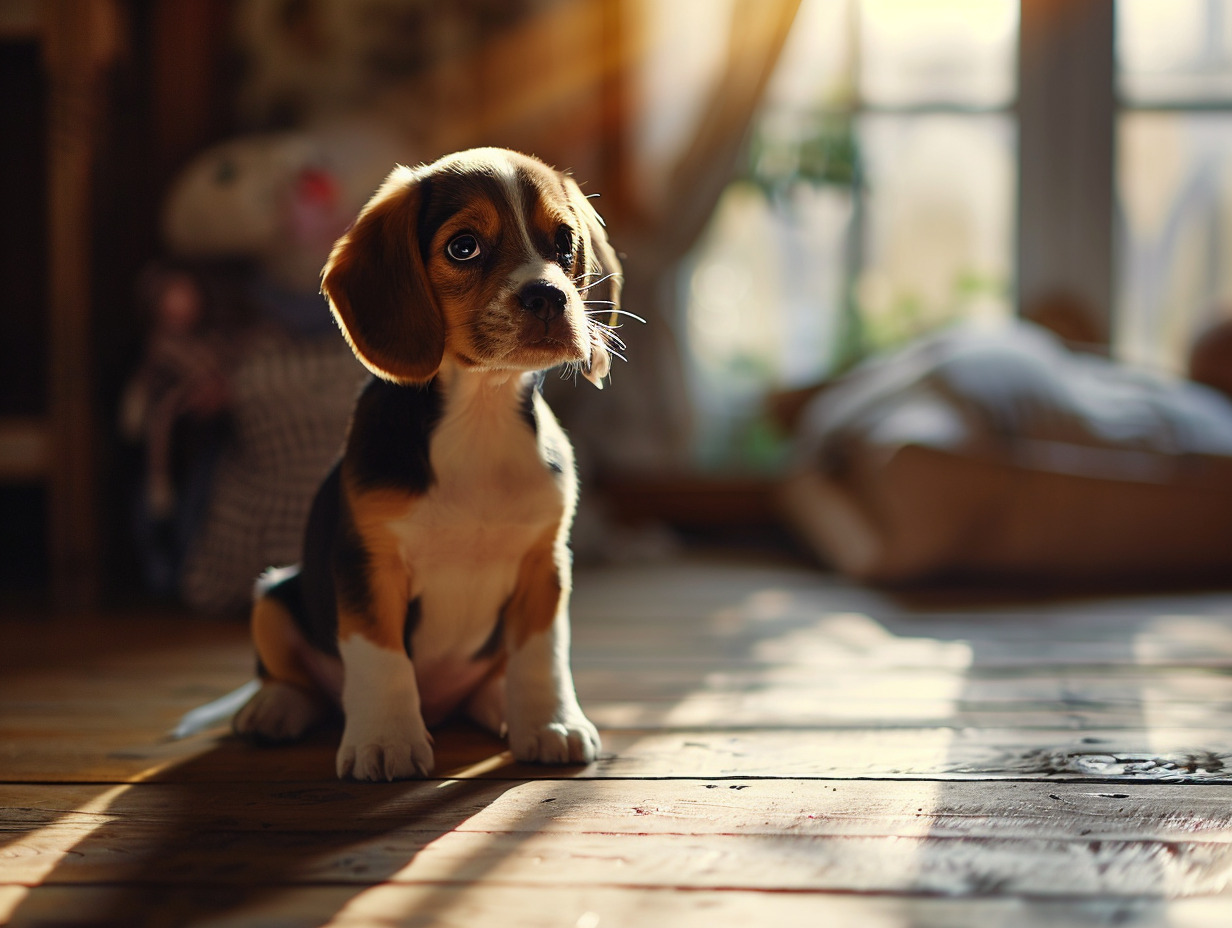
top-left (234, 679), bottom-right (324, 743)
top-left (234, 567), bottom-right (338, 743)
top-left (465, 666), bottom-right (508, 738)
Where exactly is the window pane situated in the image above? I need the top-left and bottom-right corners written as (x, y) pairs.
top-left (856, 114), bottom-right (1015, 349)
top-left (682, 114), bottom-right (1014, 470)
top-left (677, 2), bottom-right (1018, 472)
top-left (859, 0), bottom-right (1018, 107)
top-left (1118, 0), bottom-right (1232, 104)
top-left (683, 177), bottom-right (856, 470)
top-left (1117, 111), bottom-right (1232, 372)
top-left (764, 0), bottom-right (856, 112)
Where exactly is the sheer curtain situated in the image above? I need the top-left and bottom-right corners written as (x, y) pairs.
top-left (548, 0), bottom-right (804, 475)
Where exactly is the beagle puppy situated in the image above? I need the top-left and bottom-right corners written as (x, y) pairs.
top-left (232, 148), bottom-right (623, 781)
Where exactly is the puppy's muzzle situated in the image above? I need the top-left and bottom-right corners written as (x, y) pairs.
top-left (519, 281), bottom-right (568, 323)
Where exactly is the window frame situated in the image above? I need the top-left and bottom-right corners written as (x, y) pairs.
top-left (1016, 0), bottom-right (1116, 343)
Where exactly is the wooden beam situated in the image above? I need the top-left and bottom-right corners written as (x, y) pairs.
top-left (41, 0), bottom-right (119, 608)
top-left (1017, 0), bottom-right (1116, 339)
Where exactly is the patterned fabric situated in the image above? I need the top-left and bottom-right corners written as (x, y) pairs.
top-left (181, 334), bottom-right (365, 613)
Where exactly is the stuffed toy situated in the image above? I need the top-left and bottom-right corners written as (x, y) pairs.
top-left (161, 120), bottom-right (407, 331)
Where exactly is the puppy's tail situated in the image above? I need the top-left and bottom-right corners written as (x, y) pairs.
top-left (169, 679), bottom-right (262, 740)
top-left (171, 565), bottom-right (303, 740)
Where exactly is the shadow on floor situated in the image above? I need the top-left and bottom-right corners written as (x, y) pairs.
top-left (6, 719), bottom-right (588, 927)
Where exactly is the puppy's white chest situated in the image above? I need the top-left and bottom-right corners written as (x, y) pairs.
top-left (409, 403), bottom-right (562, 562)
top-left (387, 384), bottom-right (566, 663)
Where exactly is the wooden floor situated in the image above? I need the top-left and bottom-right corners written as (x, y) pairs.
top-left (5, 556), bottom-right (1232, 926)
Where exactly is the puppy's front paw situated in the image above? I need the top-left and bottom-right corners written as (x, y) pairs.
top-left (509, 713), bottom-right (600, 765)
top-left (233, 681), bottom-right (324, 743)
top-left (336, 715), bottom-right (435, 781)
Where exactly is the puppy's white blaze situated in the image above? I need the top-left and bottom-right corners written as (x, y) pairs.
top-left (486, 155), bottom-right (539, 261)
top-left (509, 259), bottom-right (566, 291)
top-left (436, 148), bottom-right (536, 260)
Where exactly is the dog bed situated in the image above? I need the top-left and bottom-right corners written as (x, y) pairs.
top-left (781, 321), bottom-right (1232, 584)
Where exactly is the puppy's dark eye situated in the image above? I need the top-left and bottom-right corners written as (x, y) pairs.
top-left (555, 227), bottom-right (575, 266)
top-left (446, 234), bottom-right (481, 262)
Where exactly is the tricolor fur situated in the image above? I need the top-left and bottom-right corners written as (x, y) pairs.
top-left (232, 148), bottom-right (622, 781)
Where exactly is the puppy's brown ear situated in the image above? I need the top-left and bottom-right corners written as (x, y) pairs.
top-left (321, 167), bottom-right (444, 383)
top-left (566, 177), bottom-right (623, 388)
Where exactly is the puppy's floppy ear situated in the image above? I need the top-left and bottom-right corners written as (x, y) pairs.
top-left (565, 177), bottom-right (623, 389)
top-left (321, 166), bottom-right (444, 383)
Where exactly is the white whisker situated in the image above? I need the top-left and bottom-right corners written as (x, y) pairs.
top-left (594, 329), bottom-right (626, 352)
top-left (586, 308), bottom-right (646, 324)
top-left (575, 272), bottom-right (624, 293)
top-left (589, 317), bottom-right (625, 336)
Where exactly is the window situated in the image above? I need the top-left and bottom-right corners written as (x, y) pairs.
top-left (680, 0), bottom-right (1019, 470)
top-left (1117, 0), bottom-right (1232, 372)
top-left (665, 0), bottom-right (1229, 474)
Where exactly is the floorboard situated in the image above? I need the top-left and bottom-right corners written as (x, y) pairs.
top-left (3, 556), bottom-right (1232, 925)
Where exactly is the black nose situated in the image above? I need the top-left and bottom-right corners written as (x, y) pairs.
top-left (518, 281), bottom-right (567, 322)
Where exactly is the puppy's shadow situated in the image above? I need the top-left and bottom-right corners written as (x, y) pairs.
top-left (10, 721), bottom-right (546, 927)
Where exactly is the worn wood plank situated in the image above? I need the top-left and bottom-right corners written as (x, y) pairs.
top-left (7, 779), bottom-right (1232, 897)
top-left (5, 780), bottom-right (1232, 841)
top-left (8, 824), bottom-right (1232, 897)
top-left (570, 564), bottom-right (1232, 668)
top-left (11, 658), bottom-right (1232, 708)
top-left (3, 883), bottom-right (1221, 928)
top-left (0, 723), bottom-right (510, 785)
top-left (7, 660), bottom-right (1232, 712)
top-left (569, 562), bottom-right (1232, 625)
top-left (571, 626), bottom-right (1232, 670)
top-left (8, 628), bottom-right (1232, 786)
top-left (11, 695), bottom-right (1232, 734)
top-left (577, 664), bottom-right (1232, 700)
top-left (582, 692), bottom-right (1232, 730)
top-left (585, 728), bottom-right (1232, 781)
top-left (14, 677), bottom-right (1232, 736)
top-left (7, 724), bottom-right (1232, 785)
